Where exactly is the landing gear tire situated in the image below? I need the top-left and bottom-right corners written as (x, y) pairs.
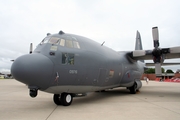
top-left (130, 83), bottom-right (137, 94)
top-left (61, 93), bottom-right (73, 106)
top-left (29, 89), bottom-right (38, 98)
top-left (53, 94), bottom-right (62, 105)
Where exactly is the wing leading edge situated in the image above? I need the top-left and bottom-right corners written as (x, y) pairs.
top-left (130, 47), bottom-right (180, 61)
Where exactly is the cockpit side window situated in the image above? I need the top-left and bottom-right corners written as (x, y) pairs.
top-left (48, 37), bottom-right (60, 45)
top-left (41, 37), bottom-right (50, 44)
top-left (65, 36), bottom-right (73, 48)
top-left (62, 53), bottom-right (74, 65)
top-left (72, 37), bottom-right (80, 49)
top-left (73, 41), bottom-right (80, 49)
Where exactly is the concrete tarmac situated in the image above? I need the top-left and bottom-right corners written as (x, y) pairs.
top-left (0, 79), bottom-right (180, 120)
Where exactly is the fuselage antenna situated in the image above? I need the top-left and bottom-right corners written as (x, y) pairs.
top-left (101, 41), bottom-right (105, 46)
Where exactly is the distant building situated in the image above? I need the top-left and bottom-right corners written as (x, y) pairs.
top-left (0, 73), bottom-right (4, 79)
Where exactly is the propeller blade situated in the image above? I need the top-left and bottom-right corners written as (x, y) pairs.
top-left (152, 27), bottom-right (159, 48)
top-left (169, 46), bottom-right (180, 53)
top-left (155, 63), bottom-right (162, 76)
top-left (29, 43), bottom-right (33, 54)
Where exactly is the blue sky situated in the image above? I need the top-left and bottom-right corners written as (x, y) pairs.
top-left (0, 0), bottom-right (180, 72)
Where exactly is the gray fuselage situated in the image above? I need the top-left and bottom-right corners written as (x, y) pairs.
top-left (11, 33), bottom-right (144, 94)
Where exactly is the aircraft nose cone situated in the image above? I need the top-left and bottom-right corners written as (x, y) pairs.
top-left (11, 54), bottom-right (54, 89)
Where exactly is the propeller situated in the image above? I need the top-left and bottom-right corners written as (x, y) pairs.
top-left (132, 26), bottom-right (180, 76)
top-left (152, 27), bottom-right (163, 76)
top-left (29, 43), bottom-right (33, 54)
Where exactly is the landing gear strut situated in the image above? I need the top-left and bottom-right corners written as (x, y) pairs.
top-left (53, 93), bottom-right (73, 106)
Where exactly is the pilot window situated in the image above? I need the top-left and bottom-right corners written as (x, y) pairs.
top-left (41, 37), bottom-right (50, 44)
top-left (66, 40), bottom-right (73, 48)
top-left (60, 39), bottom-right (65, 46)
top-left (48, 37), bottom-right (60, 45)
top-left (73, 41), bottom-right (80, 49)
top-left (41, 36), bottom-right (81, 49)
top-left (65, 36), bottom-right (81, 49)
top-left (62, 53), bottom-right (74, 65)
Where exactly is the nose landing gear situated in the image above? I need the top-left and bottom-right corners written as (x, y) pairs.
top-left (28, 86), bottom-right (39, 98)
top-left (29, 89), bottom-right (38, 98)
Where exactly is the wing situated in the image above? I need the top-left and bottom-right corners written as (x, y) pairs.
top-left (130, 46), bottom-right (180, 60)
top-left (146, 62), bottom-right (180, 66)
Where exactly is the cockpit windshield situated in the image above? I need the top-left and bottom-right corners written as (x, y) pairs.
top-left (40, 36), bottom-right (81, 49)
top-left (41, 37), bottom-right (60, 45)
top-left (49, 37), bottom-right (60, 44)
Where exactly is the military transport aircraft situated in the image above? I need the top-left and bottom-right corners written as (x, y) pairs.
top-left (11, 27), bottom-right (180, 106)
